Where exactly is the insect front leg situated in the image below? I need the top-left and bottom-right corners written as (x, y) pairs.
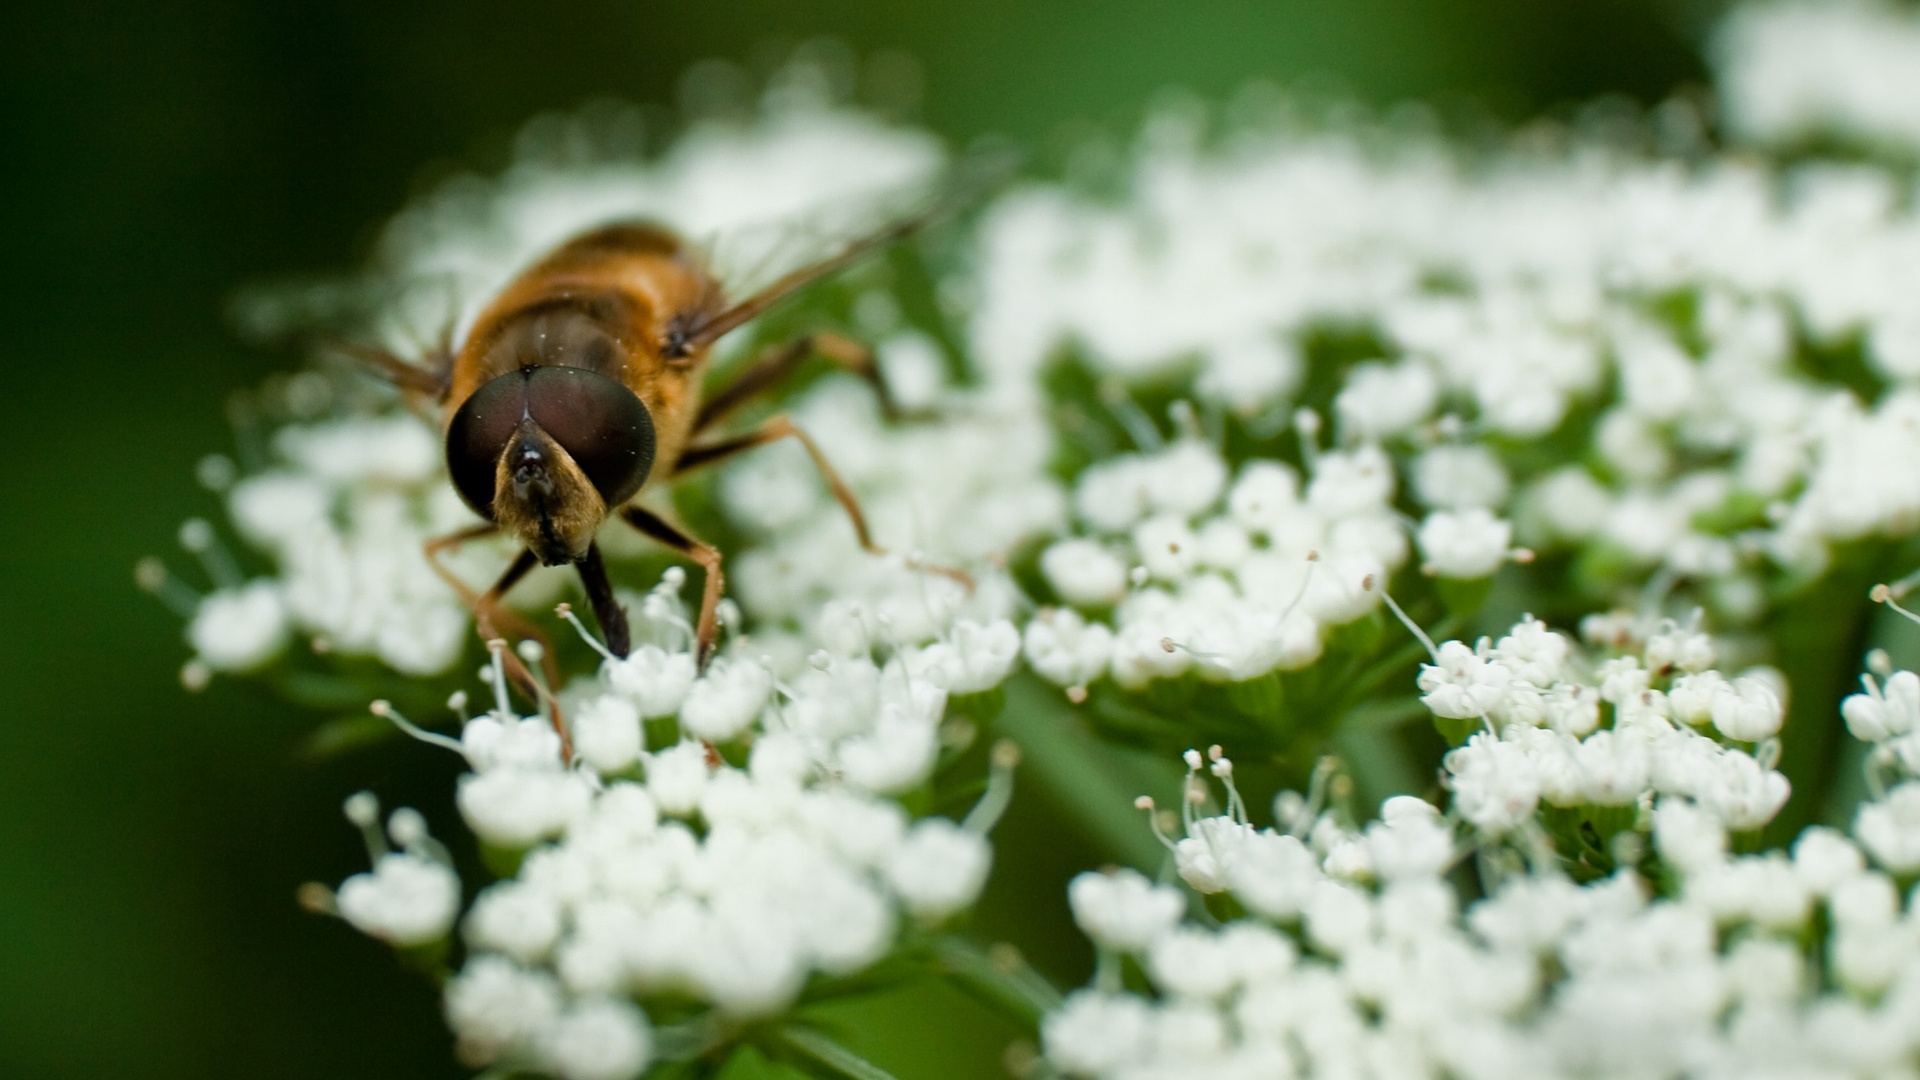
top-left (326, 337), bottom-right (454, 402)
top-left (574, 543), bottom-right (631, 659)
top-left (618, 507), bottom-right (726, 669)
top-left (694, 330), bottom-right (919, 434)
top-left (423, 527), bottom-right (567, 746)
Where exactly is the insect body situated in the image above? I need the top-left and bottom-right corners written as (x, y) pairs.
top-left (368, 208), bottom-right (941, 707)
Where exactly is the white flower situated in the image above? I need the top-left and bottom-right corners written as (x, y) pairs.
top-left (465, 881), bottom-right (564, 964)
top-left (538, 998), bottom-right (653, 1080)
top-left (458, 769), bottom-right (594, 848)
top-left (678, 658), bottom-right (773, 742)
top-left (1791, 827), bottom-right (1865, 894)
top-left (1336, 361), bottom-right (1439, 441)
top-left (643, 741), bottom-right (713, 817)
top-left (1445, 733), bottom-right (1540, 833)
top-left (1842, 670), bottom-right (1920, 742)
top-left (1226, 461), bottom-right (1302, 536)
top-left (1708, 672), bottom-right (1785, 742)
top-left (914, 619), bottom-right (1020, 693)
top-left (1042, 538), bottom-right (1130, 606)
top-left (1854, 781), bottom-right (1920, 873)
top-left (1223, 831), bottom-right (1322, 920)
top-left (336, 852), bottom-right (461, 946)
top-left (1068, 868), bottom-right (1186, 951)
top-left (1418, 509), bottom-right (1513, 579)
top-left (571, 694), bottom-right (642, 775)
top-left (603, 646), bottom-right (696, 720)
top-left (1419, 641), bottom-right (1513, 720)
top-left (1043, 991), bottom-right (1154, 1076)
top-left (883, 818), bottom-right (991, 919)
top-left (1023, 608), bottom-right (1114, 687)
top-left (188, 581), bottom-right (289, 671)
top-left (444, 956), bottom-right (562, 1063)
top-left (1415, 444), bottom-right (1512, 511)
top-left (1364, 796), bottom-right (1455, 881)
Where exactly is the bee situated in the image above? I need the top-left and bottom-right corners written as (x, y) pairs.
top-left (350, 163), bottom-right (995, 709)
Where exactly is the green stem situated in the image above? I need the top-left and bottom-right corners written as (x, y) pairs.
top-left (1765, 551), bottom-right (1887, 844)
top-left (995, 675), bottom-right (1172, 871)
top-left (929, 935), bottom-right (1063, 1030)
top-left (768, 1026), bottom-right (900, 1080)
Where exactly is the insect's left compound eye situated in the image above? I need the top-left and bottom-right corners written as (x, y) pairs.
top-left (445, 367), bottom-right (656, 518)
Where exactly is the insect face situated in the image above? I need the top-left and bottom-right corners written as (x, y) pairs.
top-left (446, 365), bottom-right (657, 566)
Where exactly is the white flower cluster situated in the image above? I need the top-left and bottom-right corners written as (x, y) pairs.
top-left (1420, 615), bottom-right (1791, 836)
top-left (181, 411), bottom-right (495, 678)
top-left (716, 376), bottom-right (1064, 672)
top-left (334, 606), bottom-right (1017, 1080)
top-left (1716, 0), bottom-right (1920, 156)
top-left (1043, 688), bottom-right (1920, 1080)
top-left (1023, 438), bottom-right (1426, 694)
top-left (367, 86), bottom-right (943, 357)
top-left (968, 66), bottom-right (1920, 619)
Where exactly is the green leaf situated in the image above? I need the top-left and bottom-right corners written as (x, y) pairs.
top-left (765, 1025), bottom-right (900, 1080)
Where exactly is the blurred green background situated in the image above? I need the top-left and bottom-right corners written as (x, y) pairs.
top-left (0, 2), bottom-right (1709, 1077)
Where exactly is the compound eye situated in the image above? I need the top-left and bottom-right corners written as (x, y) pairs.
top-left (523, 366), bottom-right (656, 508)
top-left (445, 372), bottom-right (530, 518)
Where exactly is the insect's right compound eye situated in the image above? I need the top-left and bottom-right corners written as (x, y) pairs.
top-left (445, 373), bottom-right (529, 518)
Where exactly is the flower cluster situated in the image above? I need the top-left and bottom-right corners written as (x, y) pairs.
top-left (320, 587), bottom-right (1019, 1079)
top-left (1023, 438), bottom-right (1417, 694)
top-left (1419, 614), bottom-right (1790, 836)
top-left (1043, 639), bottom-right (1920, 1080)
top-left (1716, 0), bottom-right (1920, 156)
top-left (968, 69), bottom-right (1920, 623)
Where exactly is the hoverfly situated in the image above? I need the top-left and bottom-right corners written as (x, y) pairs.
top-left (348, 155), bottom-right (1002, 711)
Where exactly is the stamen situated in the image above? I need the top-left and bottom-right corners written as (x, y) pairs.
top-left (343, 791), bottom-right (387, 863)
top-left (1637, 567), bottom-right (1679, 629)
top-left (1872, 583), bottom-right (1920, 631)
top-left (295, 882), bottom-right (337, 916)
top-left (1278, 550), bottom-right (1320, 621)
top-left (1209, 751), bottom-right (1248, 825)
top-left (556, 602), bottom-right (618, 663)
top-left (1293, 408), bottom-right (1323, 468)
top-left (370, 699), bottom-right (464, 756)
top-left (1167, 400), bottom-right (1203, 441)
top-left (485, 640), bottom-right (513, 718)
top-left (178, 518), bottom-right (244, 590)
top-left (1868, 649), bottom-right (1895, 679)
top-left (1137, 796), bottom-right (1179, 853)
top-left (1369, 576), bottom-right (1441, 664)
top-left (1886, 564), bottom-right (1920, 601)
top-left (515, 640), bottom-right (559, 725)
top-left (963, 740), bottom-right (1021, 835)
top-left (387, 807), bottom-right (455, 866)
top-left (195, 453), bottom-right (237, 492)
top-left (447, 690), bottom-right (470, 725)
top-left (1292, 757), bottom-right (1339, 838)
top-left (135, 557), bottom-right (202, 617)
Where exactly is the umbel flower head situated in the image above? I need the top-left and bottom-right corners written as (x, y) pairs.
top-left (152, 6), bottom-right (1920, 1077)
top-left (1044, 618), bottom-right (1920, 1080)
top-left (314, 634), bottom-right (1018, 1078)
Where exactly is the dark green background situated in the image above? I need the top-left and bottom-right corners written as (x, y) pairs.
top-left (0, 3), bottom-right (1707, 1077)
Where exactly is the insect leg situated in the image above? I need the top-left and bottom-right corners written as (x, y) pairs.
top-left (423, 526), bottom-right (567, 739)
top-left (694, 331), bottom-right (911, 433)
top-left (674, 415), bottom-right (973, 591)
top-left (575, 543), bottom-right (631, 659)
top-left (618, 506), bottom-right (725, 669)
